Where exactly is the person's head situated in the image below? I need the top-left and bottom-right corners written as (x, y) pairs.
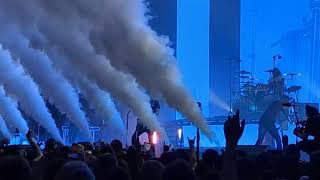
top-left (150, 99), bottom-right (160, 115)
top-left (76, 144), bottom-right (85, 155)
top-left (71, 143), bottom-right (78, 152)
top-left (202, 149), bottom-right (219, 167)
top-left (96, 153), bottom-right (118, 169)
top-left (56, 141), bottom-right (64, 149)
top-left (45, 138), bottom-right (58, 153)
top-left (100, 143), bottom-right (114, 154)
top-left (69, 144), bottom-right (85, 160)
top-left (141, 160), bottom-right (165, 180)
top-left (272, 68), bottom-right (281, 77)
top-left (0, 156), bottom-right (32, 180)
top-left (94, 153), bottom-right (118, 180)
top-left (111, 139), bottom-right (123, 152)
top-left (163, 160), bottom-right (196, 180)
top-left (175, 149), bottom-right (193, 163)
top-left (54, 161), bottom-right (95, 180)
top-left (0, 138), bottom-right (9, 146)
top-left (58, 146), bottom-right (72, 158)
top-left (160, 152), bottom-right (176, 165)
top-left (306, 105), bottom-right (318, 118)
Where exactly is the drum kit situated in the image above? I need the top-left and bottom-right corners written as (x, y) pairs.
top-left (232, 69), bottom-right (302, 118)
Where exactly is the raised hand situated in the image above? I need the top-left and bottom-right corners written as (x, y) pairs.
top-left (26, 129), bottom-right (33, 140)
top-left (188, 136), bottom-right (196, 149)
top-left (26, 128), bottom-right (43, 160)
top-left (163, 143), bottom-right (171, 152)
top-left (224, 110), bottom-right (245, 149)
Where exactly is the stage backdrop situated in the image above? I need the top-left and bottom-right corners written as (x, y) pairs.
top-left (176, 0), bottom-right (210, 118)
top-left (209, 0), bottom-right (241, 116)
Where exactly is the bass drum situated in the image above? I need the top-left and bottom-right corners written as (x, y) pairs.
top-left (232, 95), bottom-right (255, 115)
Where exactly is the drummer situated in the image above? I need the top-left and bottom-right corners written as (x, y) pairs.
top-left (268, 68), bottom-right (285, 99)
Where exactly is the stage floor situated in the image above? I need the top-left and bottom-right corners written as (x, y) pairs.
top-left (181, 123), bottom-right (299, 148)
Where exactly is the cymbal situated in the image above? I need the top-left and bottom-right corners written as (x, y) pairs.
top-left (283, 73), bottom-right (302, 76)
top-left (235, 75), bottom-right (251, 79)
top-left (239, 76), bottom-right (250, 79)
top-left (243, 90), bottom-right (257, 92)
top-left (241, 81), bottom-right (256, 84)
top-left (238, 70), bottom-right (252, 75)
top-left (285, 86), bottom-right (302, 92)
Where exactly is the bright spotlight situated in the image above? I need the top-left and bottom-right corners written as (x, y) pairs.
top-left (177, 128), bottom-right (182, 140)
top-left (209, 90), bottom-right (230, 112)
top-left (152, 131), bottom-right (158, 145)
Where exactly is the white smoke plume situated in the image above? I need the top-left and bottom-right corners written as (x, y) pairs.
top-left (47, 50), bottom-right (124, 131)
top-left (47, 49), bottom-right (162, 136)
top-left (75, 78), bottom-right (125, 132)
top-left (39, 0), bottom-right (212, 138)
top-left (0, 0), bottom-right (211, 140)
top-left (0, 29), bottom-right (91, 138)
top-left (0, 45), bottom-right (62, 142)
top-left (0, 0), bottom-right (162, 137)
top-left (0, 86), bottom-right (29, 134)
top-left (87, 1), bottom-right (213, 138)
top-left (80, 80), bottom-right (125, 132)
top-left (24, 3), bottom-right (165, 137)
top-left (0, 115), bottom-right (13, 140)
top-left (31, 0), bottom-right (203, 139)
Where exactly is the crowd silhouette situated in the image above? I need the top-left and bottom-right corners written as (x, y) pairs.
top-left (0, 109), bottom-right (319, 180)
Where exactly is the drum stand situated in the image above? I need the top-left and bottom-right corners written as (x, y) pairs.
top-left (293, 91), bottom-right (299, 102)
top-left (292, 105), bottom-right (300, 143)
top-left (225, 57), bottom-right (241, 115)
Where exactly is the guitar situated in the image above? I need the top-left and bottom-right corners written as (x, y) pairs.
top-left (293, 121), bottom-right (308, 140)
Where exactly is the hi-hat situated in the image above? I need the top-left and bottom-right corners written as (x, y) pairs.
top-left (238, 70), bottom-right (252, 75)
top-left (265, 69), bottom-right (274, 73)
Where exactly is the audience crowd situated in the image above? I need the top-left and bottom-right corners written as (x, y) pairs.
top-left (0, 110), bottom-right (319, 180)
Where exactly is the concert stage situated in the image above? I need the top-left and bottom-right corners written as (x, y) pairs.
top-left (178, 123), bottom-right (298, 148)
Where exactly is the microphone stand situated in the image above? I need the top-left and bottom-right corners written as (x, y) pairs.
top-left (126, 110), bottom-right (131, 148)
top-left (196, 102), bottom-right (202, 162)
top-left (225, 57), bottom-right (241, 115)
